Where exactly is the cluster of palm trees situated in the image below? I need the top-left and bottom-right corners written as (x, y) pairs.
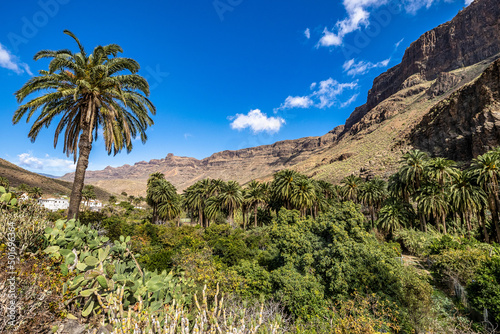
top-left (143, 148), bottom-right (500, 244)
top-left (145, 169), bottom-right (337, 229)
top-left (351, 149), bottom-right (500, 243)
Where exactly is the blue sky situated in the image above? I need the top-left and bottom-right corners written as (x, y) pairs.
top-left (0, 0), bottom-right (472, 176)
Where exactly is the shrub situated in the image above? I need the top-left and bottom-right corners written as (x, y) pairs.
top-left (394, 228), bottom-right (440, 256)
top-left (0, 191), bottom-right (52, 253)
top-left (467, 256), bottom-right (500, 324)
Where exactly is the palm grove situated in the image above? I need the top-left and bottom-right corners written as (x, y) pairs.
top-left (145, 148), bottom-right (500, 245)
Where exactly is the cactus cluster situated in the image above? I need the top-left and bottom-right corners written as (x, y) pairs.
top-left (43, 220), bottom-right (193, 319)
top-left (0, 186), bottom-right (18, 209)
top-left (0, 187), bottom-right (51, 253)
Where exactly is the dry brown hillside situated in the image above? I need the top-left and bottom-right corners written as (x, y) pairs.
top-left (0, 158), bottom-right (111, 200)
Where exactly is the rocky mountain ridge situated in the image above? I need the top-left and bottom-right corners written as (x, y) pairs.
top-left (343, 0), bottom-right (500, 133)
top-left (60, 0), bottom-right (500, 196)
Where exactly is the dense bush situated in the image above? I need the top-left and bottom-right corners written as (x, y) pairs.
top-left (467, 256), bottom-right (500, 324)
top-left (0, 188), bottom-right (52, 253)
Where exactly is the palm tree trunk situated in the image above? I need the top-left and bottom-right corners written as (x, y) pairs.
top-left (466, 214), bottom-right (472, 238)
top-left (480, 208), bottom-right (489, 243)
top-left (417, 204), bottom-right (426, 232)
top-left (67, 125), bottom-right (92, 220)
top-left (460, 212), bottom-right (468, 237)
top-left (442, 214), bottom-right (447, 235)
top-left (370, 206), bottom-right (375, 230)
top-left (488, 195), bottom-right (500, 243)
top-left (243, 210), bottom-right (246, 230)
top-left (254, 205), bottom-right (258, 228)
top-left (228, 209), bottom-right (234, 227)
top-left (198, 207), bottom-right (203, 227)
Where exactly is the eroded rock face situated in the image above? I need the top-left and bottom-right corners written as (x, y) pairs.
top-left (344, 0), bottom-right (500, 132)
top-left (411, 59), bottom-right (500, 161)
top-left (427, 72), bottom-right (464, 98)
top-left (60, 130), bottom-right (343, 192)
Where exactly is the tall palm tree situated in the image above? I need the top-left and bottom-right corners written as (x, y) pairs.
top-left (340, 175), bottom-right (363, 203)
top-left (205, 195), bottom-right (223, 224)
top-left (146, 172), bottom-right (166, 223)
top-left (388, 172), bottom-right (411, 203)
top-left (183, 179), bottom-right (212, 228)
top-left (147, 178), bottom-right (177, 224)
top-left (13, 30), bottom-right (156, 219)
top-left (317, 180), bottom-right (335, 200)
top-left (290, 178), bottom-right (316, 217)
top-left (377, 198), bottom-right (415, 236)
top-left (400, 150), bottom-right (428, 190)
top-left (81, 185), bottom-right (96, 207)
top-left (416, 184), bottom-right (448, 233)
top-left (209, 179), bottom-right (225, 196)
top-left (399, 149), bottom-right (428, 231)
top-left (245, 180), bottom-right (266, 228)
top-left (219, 181), bottom-right (243, 226)
top-left (158, 193), bottom-right (181, 224)
top-left (471, 152), bottom-right (500, 242)
top-left (272, 169), bottom-right (299, 209)
top-left (426, 157), bottom-right (457, 187)
top-left (449, 170), bottom-right (486, 237)
top-left (359, 178), bottom-right (387, 228)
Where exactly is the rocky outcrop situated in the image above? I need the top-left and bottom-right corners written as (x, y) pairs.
top-left (60, 129), bottom-right (344, 193)
top-left (411, 59), bottom-right (500, 161)
top-left (344, 0), bottom-right (500, 133)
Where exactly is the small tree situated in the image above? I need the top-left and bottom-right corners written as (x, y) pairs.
top-left (82, 185), bottom-right (97, 207)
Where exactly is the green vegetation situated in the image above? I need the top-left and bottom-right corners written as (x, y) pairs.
top-left (3, 148), bottom-right (500, 332)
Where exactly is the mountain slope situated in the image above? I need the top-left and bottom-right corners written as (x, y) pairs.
top-left (60, 0), bottom-right (500, 196)
top-left (0, 158), bottom-right (111, 200)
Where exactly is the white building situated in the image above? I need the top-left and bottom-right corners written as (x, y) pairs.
top-left (38, 198), bottom-right (69, 211)
top-left (86, 199), bottom-right (103, 211)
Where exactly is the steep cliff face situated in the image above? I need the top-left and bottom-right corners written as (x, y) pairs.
top-left (411, 59), bottom-right (500, 161)
top-left (344, 0), bottom-right (500, 132)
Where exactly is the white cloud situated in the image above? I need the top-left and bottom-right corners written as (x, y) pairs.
top-left (317, 0), bottom-right (385, 48)
top-left (395, 38), bottom-right (404, 49)
top-left (18, 152), bottom-right (76, 175)
top-left (314, 78), bottom-right (358, 108)
top-left (304, 28), bottom-right (311, 39)
top-left (229, 109), bottom-right (285, 134)
top-left (276, 77), bottom-right (358, 111)
top-left (343, 58), bottom-right (391, 76)
top-left (0, 43), bottom-right (32, 75)
top-left (317, 0), bottom-right (450, 48)
top-left (317, 27), bottom-right (344, 47)
top-left (403, 0), bottom-right (435, 14)
top-left (464, 0), bottom-right (473, 4)
top-left (340, 94), bottom-right (359, 108)
top-left (280, 96), bottom-right (314, 109)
